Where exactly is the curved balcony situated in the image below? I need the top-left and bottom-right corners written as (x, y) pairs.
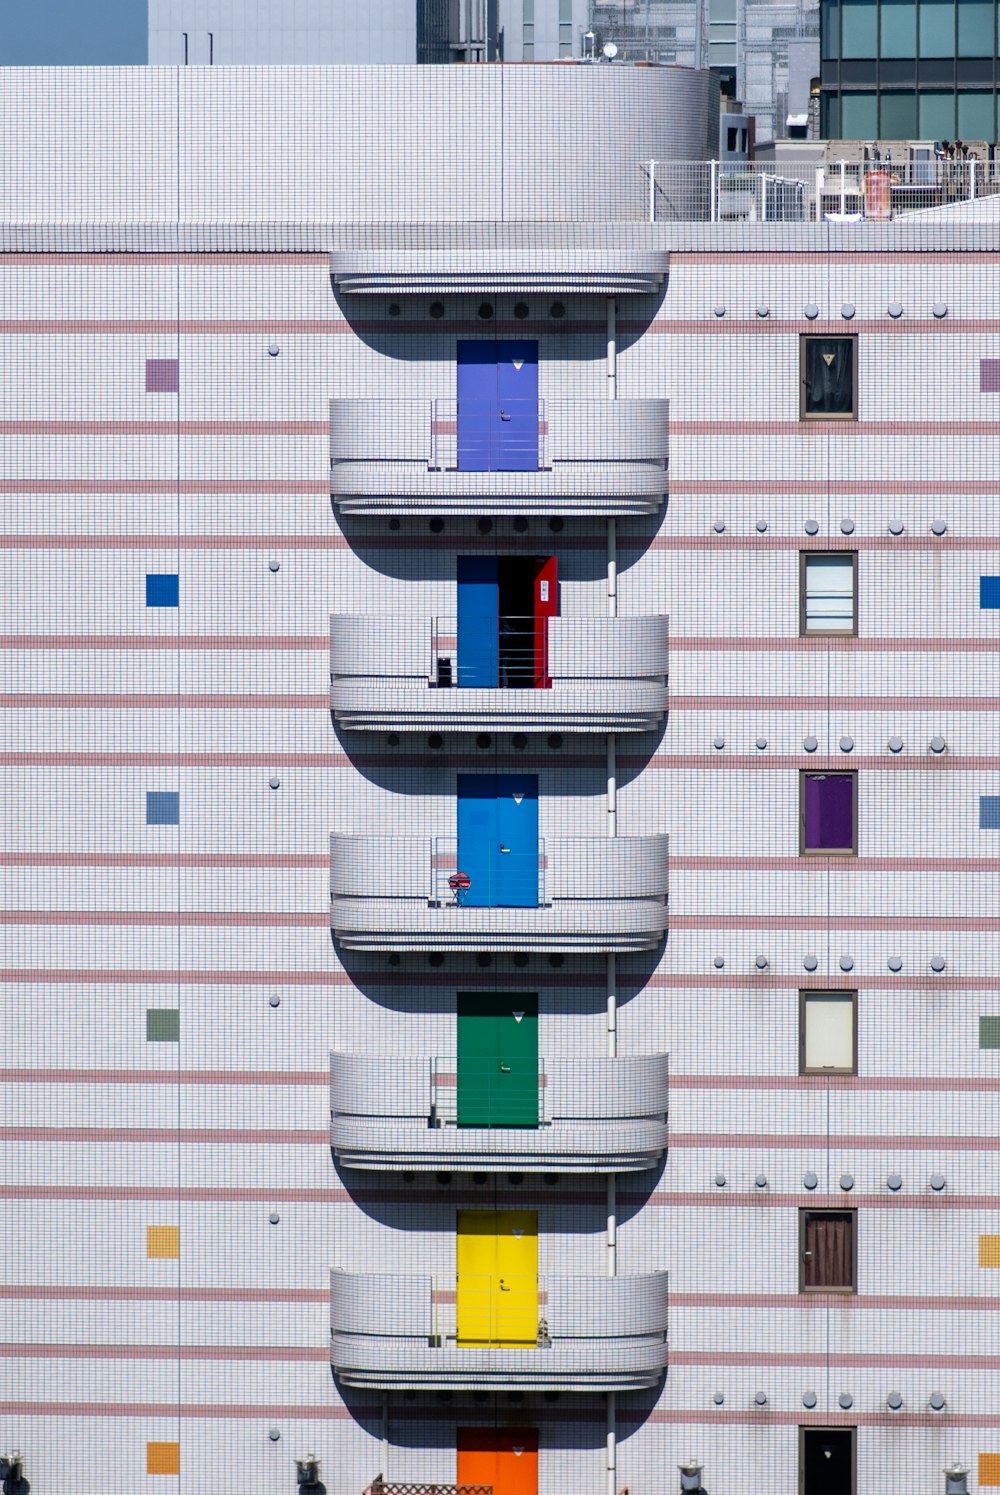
top-left (330, 1270), bottom-right (669, 1391)
top-left (330, 397), bottom-right (668, 516)
top-left (329, 1052), bottom-right (670, 1172)
top-left (329, 834), bottom-right (669, 953)
top-left (330, 614), bottom-right (669, 732)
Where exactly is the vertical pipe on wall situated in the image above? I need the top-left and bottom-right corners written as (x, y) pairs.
top-left (605, 285), bottom-right (619, 1495)
top-left (381, 1392), bottom-right (389, 1478)
top-left (607, 297), bottom-right (617, 400)
top-left (607, 736), bottom-right (617, 838)
top-left (606, 1391), bottom-right (617, 1495)
top-left (607, 952), bottom-right (617, 1058)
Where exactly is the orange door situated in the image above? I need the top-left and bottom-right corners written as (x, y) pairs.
top-left (458, 1427), bottom-right (538, 1495)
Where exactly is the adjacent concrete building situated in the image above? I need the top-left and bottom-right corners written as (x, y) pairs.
top-left (1, 58), bottom-right (999, 1495)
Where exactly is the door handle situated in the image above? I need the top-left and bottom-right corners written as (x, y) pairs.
top-left (499, 1279), bottom-right (510, 1291)
top-left (499, 410), bottom-right (511, 421)
top-left (500, 1063), bottom-right (511, 1073)
top-left (499, 844), bottom-right (510, 853)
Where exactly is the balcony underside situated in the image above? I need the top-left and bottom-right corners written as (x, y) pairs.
top-left (330, 683), bottom-right (668, 734)
top-left (329, 1118), bottom-right (668, 1173)
top-left (331, 463), bottom-right (666, 516)
top-left (330, 902), bottom-right (667, 954)
top-left (329, 1340), bottom-right (668, 1392)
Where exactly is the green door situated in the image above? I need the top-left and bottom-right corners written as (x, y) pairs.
top-left (457, 993), bottom-right (539, 1127)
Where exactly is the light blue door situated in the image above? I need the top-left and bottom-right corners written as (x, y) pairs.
top-left (457, 774), bottom-right (538, 908)
top-left (457, 556), bottom-right (499, 687)
top-left (456, 341), bottom-right (538, 472)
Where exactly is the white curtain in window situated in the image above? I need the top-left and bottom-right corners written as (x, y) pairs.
top-left (805, 555), bottom-right (854, 631)
top-left (804, 993), bottom-right (854, 1070)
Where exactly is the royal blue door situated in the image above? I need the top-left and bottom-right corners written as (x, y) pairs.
top-left (457, 774), bottom-right (539, 908)
top-left (457, 556), bottom-right (499, 687)
top-left (457, 341), bottom-right (538, 472)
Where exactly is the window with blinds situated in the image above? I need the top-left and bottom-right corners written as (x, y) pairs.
top-left (800, 1210), bottom-right (856, 1292)
top-left (800, 552), bottom-right (857, 635)
top-left (800, 991), bottom-right (856, 1074)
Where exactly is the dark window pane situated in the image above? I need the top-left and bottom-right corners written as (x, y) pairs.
top-left (803, 337), bottom-right (855, 416)
top-left (804, 774), bottom-right (855, 851)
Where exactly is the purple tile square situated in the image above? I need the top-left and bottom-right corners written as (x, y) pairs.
top-left (980, 359), bottom-right (1000, 393)
top-left (145, 357), bottom-right (179, 393)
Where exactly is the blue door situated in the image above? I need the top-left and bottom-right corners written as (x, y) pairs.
top-left (457, 341), bottom-right (538, 472)
top-left (457, 556), bottom-right (499, 687)
top-left (457, 774), bottom-right (539, 908)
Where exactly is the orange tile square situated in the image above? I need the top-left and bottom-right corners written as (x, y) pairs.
top-left (979, 1454), bottom-right (1000, 1485)
top-left (146, 1225), bottom-right (179, 1259)
top-left (147, 1442), bottom-right (180, 1475)
top-left (979, 1235), bottom-right (1000, 1268)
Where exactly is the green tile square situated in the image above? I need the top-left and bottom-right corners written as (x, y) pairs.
top-left (146, 1008), bottom-right (179, 1042)
top-left (979, 1016), bottom-right (1000, 1049)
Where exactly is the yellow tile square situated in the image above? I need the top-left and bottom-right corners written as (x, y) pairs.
top-left (146, 1226), bottom-right (179, 1259)
top-left (979, 1454), bottom-right (1000, 1485)
top-left (147, 1442), bottom-right (180, 1475)
top-left (979, 1235), bottom-right (1000, 1267)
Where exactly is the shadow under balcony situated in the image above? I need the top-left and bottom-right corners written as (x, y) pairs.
top-left (329, 834), bottom-right (669, 953)
top-left (329, 397), bottom-right (668, 516)
top-left (330, 1270), bottom-right (669, 1391)
top-left (330, 614), bottom-right (669, 733)
top-left (329, 1052), bottom-right (669, 1172)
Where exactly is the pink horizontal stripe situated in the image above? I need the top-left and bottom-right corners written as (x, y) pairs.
top-left (670, 695), bottom-right (1000, 711)
top-left (0, 1400), bottom-right (352, 1420)
top-left (0, 479), bottom-right (329, 494)
top-left (648, 1410), bottom-right (1000, 1427)
top-left (0, 534), bottom-right (346, 549)
top-left (669, 1131), bottom-right (1000, 1151)
top-left (0, 693), bottom-right (328, 708)
top-left (671, 1291), bottom-right (1000, 1310)
top-left (672, 636), bottom-right (1000, 652)
top-left (0, 853), bottom-right (328, 868)
top-left (645, 1192), bottom-right (997, 1210)
top-left (0, 419), bottom-right (326, 435)
top-left (0, 752), bottom-right (347, 766)
top-left (0, 1343), bottom-right (326, 1362)
top-left (672, 1350), bottom-right (1000, 1369)
top-left (671, 914), bottom-right (1000, 931)
top-left (651, 317), bottom-right (999, 335)
top-left (0, 912), bottom-right (328, 927)
top-left (0, 1126), bottom-right (326, 1144)
top-left (670, 250), bottom-right (1000, 263)
top-left (0, 634), bottom-right (328, 650)
top-left (672, 855), bottom-right (1000, 871)
top-left (0, 253), bottom-right (328, 265)
top-left (648, 972), bottom-right (999, 991)
top-left (0, 1186), bottom-right (352, 1202)
top-left (667, 481), bottom-right (998, 497)
top-left (0, 318), bottom-right (349, 333)
top-left (673, 419), bottom-right (1000, 435)
top-left (649, 755), bottom-right (1000, 769)
top-left (0, 1067), bottom-right (326, 1086)
top-left (0, 1285), bottom-right (327, 1302)
top-left (671, 1074), bottom-right (1000, 1093)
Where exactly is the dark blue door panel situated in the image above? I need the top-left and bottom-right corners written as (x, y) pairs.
top-left (457, 342), bottom-right (497, 472)
top-left (457, 556), bottom-right (499, 687)
top-left (495, 773), bottom-right (539, 906)
top-left (457, 340), bottom-right (538, 472)
top-left (457, 775), bottom-right (498, 907)
top-left (457, 774), bottom-right (539, 908)
top-left (496, 341), bottom-right (539, 471)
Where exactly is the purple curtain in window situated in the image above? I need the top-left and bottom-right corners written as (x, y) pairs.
top-left (804, 774), bottom-right (854, 850)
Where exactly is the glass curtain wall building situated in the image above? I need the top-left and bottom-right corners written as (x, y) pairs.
top-left (820, 0), bottom-right (999, 140)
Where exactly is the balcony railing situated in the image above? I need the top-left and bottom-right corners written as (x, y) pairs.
top-left (330, 833), bottom-right (669, 952)
top-left (329, 1052), bottom-right (670, 1172)
top-left (330, 613), bottom-right (669, 732)
top-left (330, 1269), bottom-right (669, 1390)
top-left (329, 397), bottom-right (668, 516)
top-left (365, 1484), bottom-right (491, 1495)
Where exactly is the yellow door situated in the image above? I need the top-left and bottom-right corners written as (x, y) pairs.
top-left (456, 1210), bottom-right (538, 1347)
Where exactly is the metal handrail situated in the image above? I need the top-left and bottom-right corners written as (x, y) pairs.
top-left (432, 835), bottom-right (548, 908)
top-left (430, 1056), bottom-right (546, 1127)
top-left (431, 1273), bottom-right (550, 1346)
top-left (430, 397), bottom-right (547, 471)
top-left (430, 615), bottom-right (550, 689)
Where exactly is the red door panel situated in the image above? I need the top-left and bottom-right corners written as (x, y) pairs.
top-left (533, 556), bottom-right (558, 688)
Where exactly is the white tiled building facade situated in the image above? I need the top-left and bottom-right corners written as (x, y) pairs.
top-left (1, 63), bottom-right (999, 1495)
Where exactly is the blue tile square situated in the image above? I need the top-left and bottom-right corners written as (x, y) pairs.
top-left (146, 573), bottom-right (179, 608)
top-left (980, 576), bottom-right (1000, 609)
top-left (146, 791), bottom-right (179, 826)
top-left (980, 796), bottom-right (1000, 829)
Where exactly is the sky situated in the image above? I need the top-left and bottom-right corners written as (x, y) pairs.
top-left (0, 0), bottom-right (146, 63)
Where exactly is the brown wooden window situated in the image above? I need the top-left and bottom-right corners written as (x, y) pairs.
top-left (800, 335), bottom-right (857, 420)
top-left (800, 1209), bottom-right (855, 1293)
